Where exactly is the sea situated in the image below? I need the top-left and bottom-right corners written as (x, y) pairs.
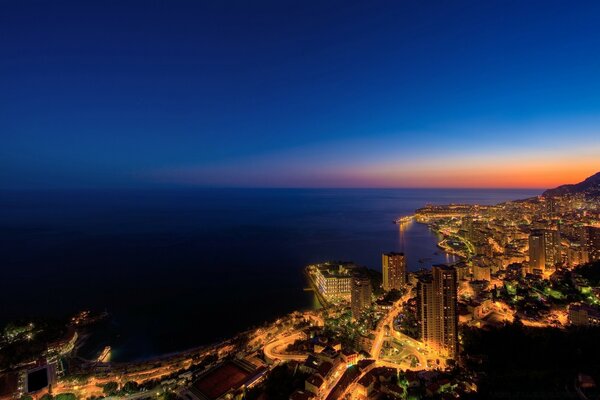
top-left (0, 188), bottom-right (540, 361)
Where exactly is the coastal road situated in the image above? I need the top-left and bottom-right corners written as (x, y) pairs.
top-left (263, 331), bottom-right (308, 362)
top-left (262, 311), bottom-right (324, 362)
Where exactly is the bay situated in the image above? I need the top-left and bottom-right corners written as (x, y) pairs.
top-left (0, 188), bottom-right (539, 361)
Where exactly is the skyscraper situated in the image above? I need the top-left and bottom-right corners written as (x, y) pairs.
top-left (382, 252), bottom-right (406, 291)
top-left (543, 229), bottom-right (562, 268)
top-left (528, 231), bottom-right (545, 273)
top-left (528, 229), bottom-right (561, 273)
top-left (585, 226), bottom-right (600, 262)
top-left (351, 274), bottom-right (372, 320)
top-left (416, 265), bottom-right (458, 359)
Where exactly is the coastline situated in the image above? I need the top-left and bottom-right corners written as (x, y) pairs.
top-left (1, 189), bottom-right (540, 366)
top-left (303, 268), bottom-right (327, 308)
top-left (80, 217), bottom-right (455, 366)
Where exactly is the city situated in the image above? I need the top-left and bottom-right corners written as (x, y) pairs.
top-left (2, 1), bottom-right (600, 399)
top-left (2, 172), bottom-right (600, 400)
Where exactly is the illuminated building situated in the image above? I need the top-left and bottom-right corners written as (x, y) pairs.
top-left (382, 252), bottom-right (406, 291)
top-left (461, 216), bottom-right (474, 242)
top-left (454, 262), bottom-right (470, 281)
top-left (528, 229), bottom-right (561, 273)
top-left (351, 274), bottom-right (372, 320)
top-left (585, 226), bottom-right (600, 261)
top-left (313, 263), bottom-right (354, 301)
top-left (341, 349), bottom-right (359, 365)
top-left (543, 229), bottom-right (562, 269)
top-left (416, 265), bottom-right (458, 359)
top-left (528, 231), bottom-right (544, 273)
top-left (545, 197), bottom-right (557, 217)
top-left (567, 243), bottom-right (589, 267)
top-left (569, 304), bottom-right (600, 326)
top-left (305, 375), bottom-right (324, 395)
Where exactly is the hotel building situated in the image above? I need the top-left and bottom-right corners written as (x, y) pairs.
top-left (313, 263), bottom-right (355, 301)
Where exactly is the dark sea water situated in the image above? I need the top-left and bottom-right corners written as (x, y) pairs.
top-left (0, 188), bottom-right (540, 361)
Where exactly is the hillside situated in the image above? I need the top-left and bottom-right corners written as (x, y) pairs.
top-left (543, 171), bottom-right (600, 197)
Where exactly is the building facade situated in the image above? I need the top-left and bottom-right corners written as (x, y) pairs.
top-left (528, 229), bottom-right (561, 273)
top-left (382, 252), bottom-right (406, 291)
top-left (586, 226), bottom-right (600, 262)
top-left (569, 304), bottom-right (600, 326)
top-left (313, 263), bottom-right (354, 301)
top-left (351, 274), bottom-right (372, 320)
top-left (416, 265), bottom-right (459, 359)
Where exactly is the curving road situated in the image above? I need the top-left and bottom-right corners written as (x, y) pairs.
top-left (263, 331), bottom-right (308, 362)
top-left (370, 291), bottom-right (434, 370)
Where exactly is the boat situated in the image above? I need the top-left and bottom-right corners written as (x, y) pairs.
top-left (394, 215), bottom-right (414, 224)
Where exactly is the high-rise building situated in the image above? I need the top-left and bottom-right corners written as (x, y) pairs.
top-left (545, 197), bottom-right (557, 217)
top-left (568, 243), bottom-right (589, 267)
top-left (382, 252), bottom-right (406, 291)
top-left (528, 231), bottom-right (545, 273)
top-left (544, 229), bottom-right (562, 268)
top-left (461, 216), bottom-right (475, 242)
top-left (528, 229), bottom-right (561, 273)
top-left (586, 226), bottom-right (600, 262)
top-left (351, 274), bottom-right (372, 320)
top-left (416, 265), bottom-right (458, 359)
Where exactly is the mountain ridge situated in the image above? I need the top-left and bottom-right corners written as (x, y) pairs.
top-left (542, 171), bottom-right (600, 197)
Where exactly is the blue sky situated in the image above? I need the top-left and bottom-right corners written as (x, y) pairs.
top-left (1, 0), bottom-right (599, 188)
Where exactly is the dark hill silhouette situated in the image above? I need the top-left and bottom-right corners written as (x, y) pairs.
top-left (543, 171), bottom-right (600, 197)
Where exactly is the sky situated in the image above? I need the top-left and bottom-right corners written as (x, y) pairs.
top-left (1, 0), bottom-right (599, 189)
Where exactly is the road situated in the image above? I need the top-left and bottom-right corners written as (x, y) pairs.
top-left (311, 290), bottom-right (435, 399)
top-left (370, 291), bottom-right (413, 360)
top-left (263, 331), bottom-right (308, 362)
top-left (388, 330), bottom-right (429, 368)
top-left (55, 311), bottom-right (323, 399)
top-left (370, 290), bottom-right (436, 369)
top-left (316, 362), bottom-right (348, 400)
top-left (262, 311), bottom-right (324, 362)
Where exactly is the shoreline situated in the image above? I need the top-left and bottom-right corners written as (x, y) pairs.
top-left (303, 268), bottom-right (328, 308)
top-left (89, 217), bottom-right (459, 365)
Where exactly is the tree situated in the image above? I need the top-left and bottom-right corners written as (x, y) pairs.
top-left (159, 392), bottom-right (179, 400)
top-left (101, 382), bottom-right (118, 396)
top-left (122, 381), bottom-right (139, 394)
top-left (55, 394), bottom-right (77, 400)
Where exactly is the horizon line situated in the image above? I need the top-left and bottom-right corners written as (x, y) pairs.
top-left (0, 185), bottom-right (546, 191)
